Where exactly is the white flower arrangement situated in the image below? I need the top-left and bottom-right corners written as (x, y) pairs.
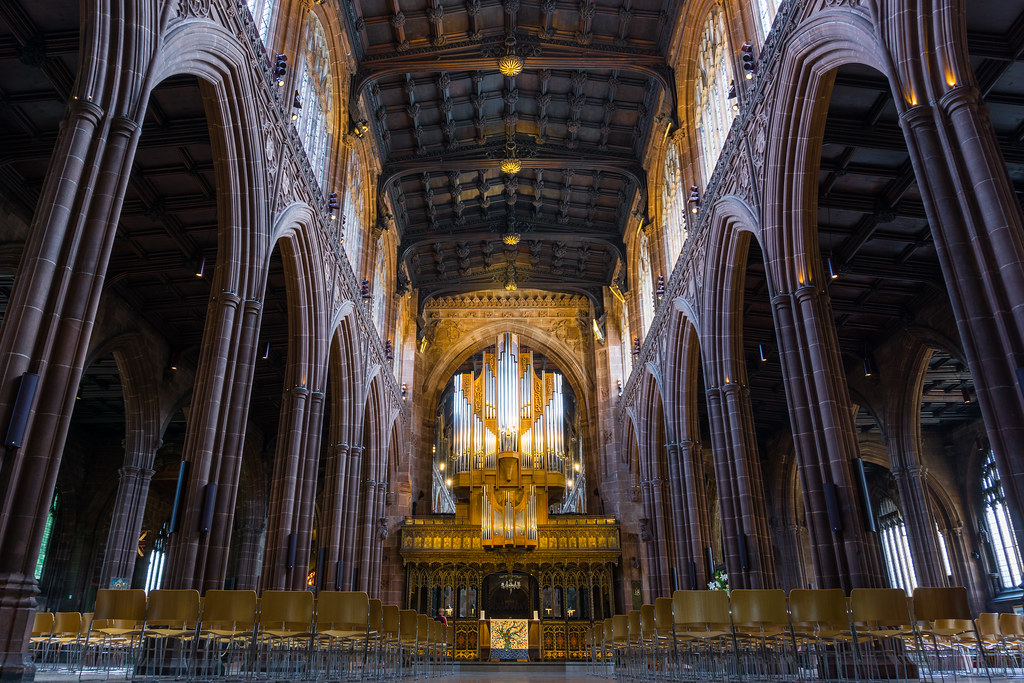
top-left (707, 569), bottom-right (729, 592)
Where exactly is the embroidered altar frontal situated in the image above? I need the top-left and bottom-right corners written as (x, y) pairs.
top-left (490, 619), bottom-right (528, 660)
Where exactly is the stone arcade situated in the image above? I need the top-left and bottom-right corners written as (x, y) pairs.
top-left (1, 0), bottom-right (1024, 679)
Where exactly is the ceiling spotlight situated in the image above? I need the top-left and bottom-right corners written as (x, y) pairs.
top-left (273, 54), bottom-right (287, 87)
top-left (688, 185), bottom-right (701, 214)
top-left (291, 90), bottom-right (302, 120)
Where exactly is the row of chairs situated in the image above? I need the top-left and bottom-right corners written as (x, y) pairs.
top-left (29, 589), bottom-right (455, 681)
top-left (586, 586), bottom-right (992, 682)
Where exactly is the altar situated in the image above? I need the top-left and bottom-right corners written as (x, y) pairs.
top-left (478, 617), bottom-right (542, 661)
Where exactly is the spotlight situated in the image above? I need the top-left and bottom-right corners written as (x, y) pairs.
top-left (291, 90), bottom-right (302, 120)
top-left (273, 54), bottom-right (287, 87)
top-left (656, 274), bottom-right (665, 301)
top-left (438, 461), bottom-right (445, 472)
top-left (961, 386), bottom-right (973, 404)
top-left (327, 191), bottom-right (339, 220)
top-left (616, 379), bottom-right (623, 397)
top-left (402, 383), bottom-right (408, 401)
top-left (195, 256), bottom-right (205, 278)
top-left (741, 42), bottom-right (757, 80)
top-left (759, 343), bottom-right (768, 363)
top-left (688, 185), bottom-right (700, 214)
top-left (361, 280), bottom-right (371, 302)
top-left (863, 355), bottom-right (874, 377)
top-left (263, 343), bottom-right (271, 360)
top-left (827, 257), bottom-right (838, 280)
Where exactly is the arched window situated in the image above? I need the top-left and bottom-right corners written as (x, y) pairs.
top-left (246, 0), bottom-right (276, 43)
top-left (982, 450), bottom-right (1023, 589)
top-left (662, 144), bottom-right (687, 270)
top-left (34, 494), bottom-right (57, 581)
top-left (342, 154), bottom-right (364, 269)
top-left (638, 232), bottom-right (656, 336)
top-left (755, 0), bottom-right (782, 42)
top-left (372, 236), bottom-right (388, 336)
top-left (878, 496), bottom-right (918, 594)
top-left (694, 7), bottom-right (736, 181)
top-left (296, 12), bottom-right (333, 188)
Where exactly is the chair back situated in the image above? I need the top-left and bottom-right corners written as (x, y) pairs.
top-left (850, 588), bottom-right (911, 629)
top-left (147, 589), bottom-right (200, 628)
top-left (201, 590), bottom-right (257, 631)
top-left (654, 597), bottom-right (673, 635)
top-left (627, 610), bottom-right (641, 643)
top-left (911, 586), bottom-right (970, 622)
top-left (672, 590), bottom-right (730, 631)
top-left (80, 613), bottom-right (93, 636)
top-left (612, 614), bottom-right (629, 644)
top-left (975, 612), bottom-right (1000, 642)
top-left (1000, 612), bottom-right (1024, 638)
top-left (93, 589), bottom-right (147, 629)
top-left (417, 614), bottom-right (431, 644)
top-left (53, 612), bottom-right (82, 637)
top-left (398, 609), bottom-right (418, 641)
top-left (260, 590), bottom-right (313, 631)
top-left (640, 604), bottom-right (656, 639)
top-left (382, 605), bottom-right (400, 636)
top-left (789, 589), bottom-right (847, 631)
top-left (603, 617), bottom-right (613, 644)
top-left (730, 589), bottom-right (788, 631)
top-left (32, 612), bottom-right (54, 637)
top-left (317, 591), bottom-right (368, 632)
top-left (368, 598), bottom-right (383, 633)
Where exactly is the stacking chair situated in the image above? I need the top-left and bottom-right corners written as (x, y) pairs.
top-left (397, 609), bottom-right (419, 677)
top-left (136, 589), bottom-right (200, 680)
top-left (912, 586), bottom-right (984, 681)
top-left (315, 591), bottom-right (371, 680)
top-left (444, 623), bottom-right (455, 675)
top-left (191, 590), bottom-right (257, 680)
top-left (81, 588), bottom-right (147, 678)
top-left (625, 610), bottom-right (642, 680)
top-left (652, 598), bottom-right (675, 678)
top-left (429, 619), bottom-right (446, 676)
top-left (975, 613), bottom-right (1006, 674)
top-left (380, 605), bottom-right (401, 679)
top-left (1000, 613), bottom-right (1024, 675)
top-left (254, 590), bottom-right (314, 680)
top-left (789, 589), bottom-right (853, 682)
top-left (367, 598), bottom-right (385, 678)
top-left (416, 614), bottom-right (432, 677)
top-left (29, 612), bottom-right (55, 664)
top-left (638, 604), bottom-right (659, 680)
top-left (47, 612), bottom-right (83, 670)
top-left (730, 589), bottom-right (795, 680)
top-left (602, 618), bottom-right (615, 677)
top-left (671, 590), bottom-right (733, 681)
top-left (849, 588), bottom-right (916, 681)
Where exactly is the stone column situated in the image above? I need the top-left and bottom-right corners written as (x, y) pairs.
top-left (771, 286), bottom-right (882, 590)
top-left (666, 440), bottom-right (712, 590)
top-left (320, 442), bottom-right (349, 590)
top-left (233, 522), bottom-right (265, 591)
top-left (99, 464), bottom-right (156, 589)
top-left (891, 465), bottom-right (946, 586)
top-left (899, 89), bottom-right (1024, 546)
top-left (261, 386), bottom-right (310, 591)
top-left (0, 103), bottom-right (142, 680)
top-left (648, 478), bottom-right (671, 596)
top-left (163, 295), bottom-right (263, 592)
top-left (704, 382), bottom-right (775, 588)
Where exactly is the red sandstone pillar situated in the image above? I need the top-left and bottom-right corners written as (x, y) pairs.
top-left (891, 462), bottom-right (947, 587)
top-left (0, 102), bottom-right (141, 680)
top-left (899, 90), bottom-right (1024, 547)
top-left (163, 295), bottom-right (263, 592)
top-left (666, 440), bottom-right (712, 590)
top-left (771, 286), bottom-right (883, 590)
top-left (99, 464), bottom-right (156, 589)
top-left (704, 383), bottom-right (775, 588)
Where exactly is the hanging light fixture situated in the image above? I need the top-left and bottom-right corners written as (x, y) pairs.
top-left (497, 33), bottom-right (524, 77)
top-left (759, 343), bottom-right (768, 362)
top-left (827, 256), bottom-right (838, 279)
top-left (501, 135), bottom-right (521, 175)
top-left (502, 231), bottom-right (521, 246)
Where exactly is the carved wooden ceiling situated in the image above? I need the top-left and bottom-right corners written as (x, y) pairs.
top-left (345, 0), bottom-right (679, 308)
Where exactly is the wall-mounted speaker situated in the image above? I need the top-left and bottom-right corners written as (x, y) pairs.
top-left (671, 566), bottom-right (679, 592)
top-left (4, 372), bottom-right (39, 448)
top-left (688, 561), bottom-right (697, 590)
top-left (706, 546), bottom-right (715, 577)
top-left (168, 460), bottom-right (189, 534)
top-left (198, 483), bottom-right (217, 533)
top-left (854, 458), bottom-right (877, 532)
top-left (824, 482), bottom-right (843, 532)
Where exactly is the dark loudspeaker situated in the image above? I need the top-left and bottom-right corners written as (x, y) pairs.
top-left (824, 481), bottom-right (843, 532)
top-left (286, 532), bottom-right (297, 569)
top-left (671, 567), bottom-right (678, 592)
top-left (1016, 368), bottom-right (1024, 401)
top-left (854, 458), bottom-right (877, 532)
top-left (199, 483), bottom-right (217, 533)
top-left (706, 546), bottom-right (715, 577)
top-left (738, 532), bottom-right (749, 570)
top-left (168, 460), bottom-right (189, 534)
top-left (689, 561), bottom-right (697, 590)
top-left (4, 372), bottom-right (39, 448)
top-left (335, 561), bottom-right (343, 591)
